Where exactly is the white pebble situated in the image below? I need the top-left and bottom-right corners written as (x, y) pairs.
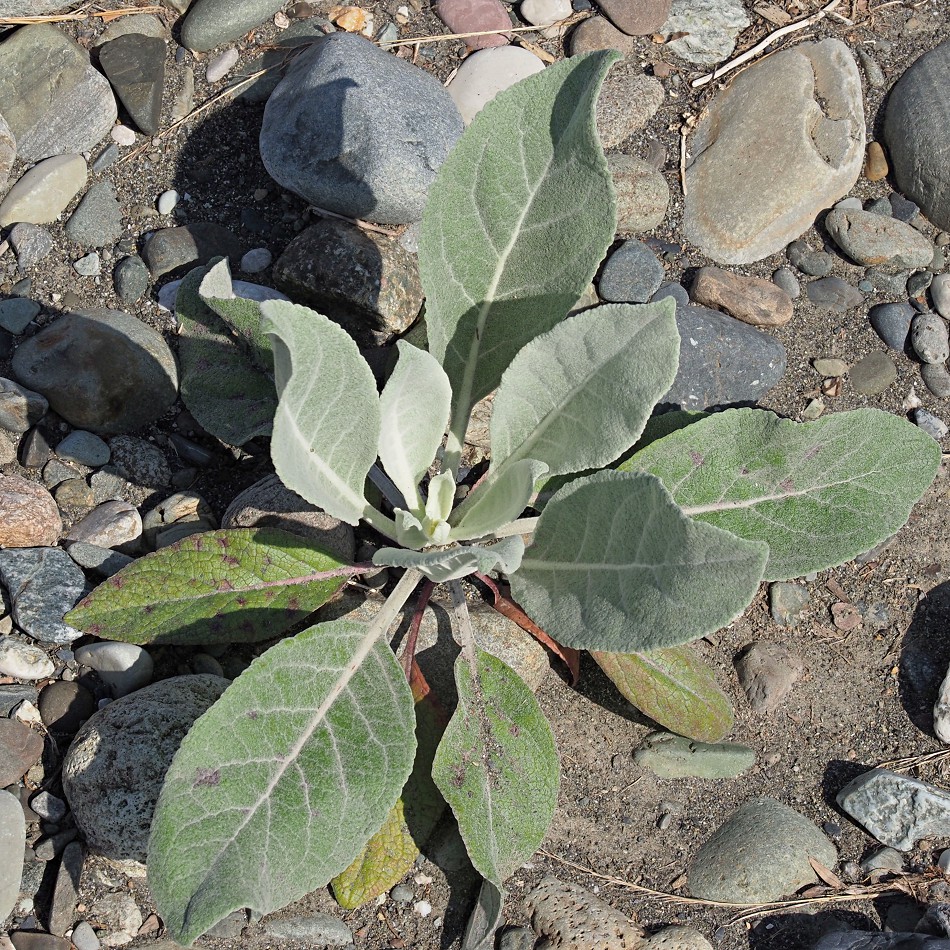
top-left (14, 699), bottom-right (43, 726)
top-left (240, 247), bottom-right (272, 273)
top-left (0, 637), bottom-right (54, 680)
top-left (206, 47), bottom-right (239, 83)
top-left (413, 900), bottom-right (432, 917)
top-left (157, 189), bottom-right (179, 215)
top-left (110, 125), bottom-right (136, 146)
top-left (71, 921), bottom-right (101, 950)
top-left (520, 0), bottom-right (572, 25)
top-left (75, 641), bottom-right (154, 698)
top-left (273, 10), bottom-right (290, 27)
top-left (73, 252), bottom-right (101, 277)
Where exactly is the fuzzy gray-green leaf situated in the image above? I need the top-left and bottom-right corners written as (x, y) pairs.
top-left (489, 301), bottom-right (679, 478)
top-left (432, 649), bottom-right (558, 885)
top-left (262, 300), bottom-right (381, 525)
top-left (420, 51), bottom-right (619, 442)
top-left (149, 620), bottom-right (416, 946)
top-left (510, 470), bottom-right (768, 652)
top-left (621, 407), bottom-right (942, 581)
top-left (450, 459), bottom-right (547, 541)
top-left (177, 264), bottom-right (277, 446)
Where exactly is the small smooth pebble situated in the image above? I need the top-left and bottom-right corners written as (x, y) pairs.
top-left (599, 239), bottom-right (664, 303)
top-left (70, 922), bottom-right (100, 950)
top-left (206, 48), bottom-right (240, 83)
top-left (240, 247), bottom-right (272, 273)
top-left (870, 302), bottom-right (915, 352)
top-left (911, 313), bottom-right (950, 364)
top-left (110, 125), bottom-right (136, 146)
top-left (813, 357), bottom-right (848, 377)
top-left (772, 266), bottom-right (800, 299)
top-left (930, 273), bottom-right (950, 319)
top-left (913, 408), bottom-right (949, 441)
top-left (849, 351), bottom-right (898, 395)
top-left (921, 362), bottom-right (950, 398)
top-left (73, 253), bottom-right (100, 277)
top-left (74, 641), bottom-right (154, 697)
top-left (29, 791), bottom-right (67, 823)
top-left (157, 190), bottom-right (179, 215)
top-left (0, 638), bottom-right (54, 680)
top-left (56, 431), bottom-right (110, 467)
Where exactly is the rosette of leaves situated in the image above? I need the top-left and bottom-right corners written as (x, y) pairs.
top-left (66, 50), bottom-right (941, 948)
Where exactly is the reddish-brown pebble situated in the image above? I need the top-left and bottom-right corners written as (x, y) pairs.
top-left (690, 266), bottom-right (795, 327)
top-left (436, 0), bottom-right (511, 49)
top-left (865, 141), bottom-right (889, 182)
top-left (0, 474), bottom-right (62, 547)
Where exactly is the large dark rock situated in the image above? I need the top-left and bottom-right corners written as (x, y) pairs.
top-left (884, 40), bottom-right (950, 231)
top-left (98, 33), bottom-right (166, 135)
top-left (260, 33), bottom-right (463, 224)
top-left (11, 309), bottom-right (178, 434)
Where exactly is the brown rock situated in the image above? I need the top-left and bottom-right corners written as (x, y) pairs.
top-left (596, 58), bottom-right (664, 150)
top-left (864, 141), bottom-right (889, 182)
top-left (690, 267), bottom-right (795, 327)
top-left (0, 717), bottom-right (45, 786)
top-left (525, 876), bottom-right (647, 948)
top-left (735, 641), bottom-right (803, 714)
top-left (598, 0), bottom-right (671, 35)
top-left (0, 474), bottom-right (62, 547)
top-left (568, 16), bottom-right (636, 55)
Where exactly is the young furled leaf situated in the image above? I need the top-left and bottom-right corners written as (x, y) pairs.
top-left (621, 407), bottom-right (942, 580)
top-left (432, 649), bottom-right (558, 886)
top-left (374, 537), bottom-right (525, 584)
top-left (149, 619), bottom-right (416, 945)
top-left (64, 528), bottom-right (349, 646)
top-left (261, 300), bottom-right (382, 526)
top-left (378, 341), bottom-right (452, 512)
top-left (420, 50), bottom-right (620, 470)
top-left (511, 470), bottom-right (768, 653)
top-left (450, 459), bottom-right (548, 541)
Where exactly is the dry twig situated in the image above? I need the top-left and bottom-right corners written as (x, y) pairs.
top-left (0, 3), bottom-right (164, 25)
top-left (877, 748), bottom-right (950, 772)
top-left (691, 0), bottom-right (842, 87)
top-left (384, 16), bottom-right (585, 49)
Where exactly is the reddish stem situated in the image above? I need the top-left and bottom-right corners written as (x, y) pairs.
top-left (400, 579), bottom-right (435, 681)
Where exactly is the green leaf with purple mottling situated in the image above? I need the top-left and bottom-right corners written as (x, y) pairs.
top-left (65, 527), bottom-right (349, 646)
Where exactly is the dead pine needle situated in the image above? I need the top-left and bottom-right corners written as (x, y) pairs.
top-left (0, 4), bottom-right (164, 25)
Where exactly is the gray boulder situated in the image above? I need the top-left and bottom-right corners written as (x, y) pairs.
top-left (260, 33), bottom-right (463, 225)
top-left (11, 309), bottom-right (178, 434)
top-left (884, 40), bottom-right (950, 231)
top-left (62, 675), bottom-right (230, 862)
top-left (683, 39), bottom-right (864, 264)
top-left (181, 0), bottom-right (285, 52)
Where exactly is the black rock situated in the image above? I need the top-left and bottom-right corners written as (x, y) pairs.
top-left (869, 301), bottom-right (915, 352)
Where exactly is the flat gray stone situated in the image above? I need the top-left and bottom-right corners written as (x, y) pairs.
top-left (884, 40), bottom-right (950, 231)
top-left (683, 40), bottom-right (864, 264)
top-left (0, 154), bottom-right (88, 227)
top-left (806, 277), bottom-right (864, 311)
top-left (596, 58), bottom-right (664, 149)
top-left (263, 915), bottom-right (353, 945)
top-left (634, 732), bottom-right (755, 778)
top-left (609, 153), bottom-right (669, 233)
top-left (659, 0), bottom-right (748, 65)
top-left (98, 33), bottom-right (166, 135)
top-left (113, 255), bottom-right (150, 304)
top-left (0, 376), bottom-right (48, 433)
top-left (181, 0), bottom-right (285, 52)
top-left (9, 223), bottom-right (54, 273)
top-left (0, 684), bottom-right (39, 715)
top-left (0, 547), bottom-right (87, 644)
top-left (0, 24), bottom-right (116, 163)
top-left (837, 769), bottom-right (950, 851)
top-left (849, 351), bottom-right (897, 396)
top-left (922, 362), bottom-right (950, 399)
top-left (11, 308), bottom-right (179, 435)
top-left (689, 797), bottom-right (837, 901)
top-left (0, 788), bottom-right (25, 924)
top-left (96, 12), bottom-right (168, 45)
top-left (260, 32), bottom-right (463, 225)
top-left (911, 312), bottom-right (950, 364)
top-left (598, 239), bottom-right (665, 303)
top-left (48, 840), bottom-right (83, 936)
top-left (65, 499), bottom-right (142, 548)
top-left (272, 218), bottom-right (423, 345)
top-left (932, 274), bottom-right (950, 319)
top-left (62, 675), bottom-right (230, 861)
top-left (67, 541), bottom-right (133, 578)
top-left (661, 304), bottom-right (787, 411)
top-left (0, 297), bottom-right (41, 334)
top-left (825, 208), bottom-right (934, 272)
top-left (56, 430), bottom-right (110, 467)
top-left (869, 302), bottom-right (915, 352)
top-left (65, 181), bottom-right (122, 249)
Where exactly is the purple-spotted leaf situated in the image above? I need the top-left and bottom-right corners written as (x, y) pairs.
top-left (64, 528), bottom-right (350, 646)
top-left (591, 646), bottom-right (734, 742)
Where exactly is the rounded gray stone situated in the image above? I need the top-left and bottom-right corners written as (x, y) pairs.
top-left (56, 430), bottom-right (110, 467)
top-left (263, 915), bottom-right (353, 945)
top-left (65, 181), bottom-right (122, 249)
top-left (113, 255), bottom-right (150, 304)
top-left (660, 0), bottom-right (748, 64)
top-left (772, 266), bottom-right (801, 299)
top-left (634, 731), bottom-right (755, 778)
top-left (598, 239), bottom-right (665, 303)
top-left (11, 308), bottom-right (178, 434)
top-left (688, 796), bottom-right (838, 902)
top-left (806, 277), bottom-right (864, 311)
top-left (0, 297), bottom-right (39, 335)
top-left (609, 153), bottom-right (669, 233)
top-left (62, 675), bottom-right (230, 861)
top-left (0, 154), bottom-right (87, 227)
top-left (0, 788), bottom-right (26, 923)
top-left (922, 362), bottom-right (950, 399)
top-left (260, 33), bottom-right (463, 225)
top-left (825, 208), bottom-right (934, 272)
top-left (181, 0), bottom-right (285, 52)
top-left (787, 240), bottom-right (834, 277)
top-left (932, 273), bottom-right (950, 319)
top-left (869, 302), bottom-right (915, 352)
top-left (683, 40), bottom-right (864, 264)
top-left (911, 312), bottom-right (950, 364)
top-left (849, 351), bottom-right (897, 396)
top-left (884, 40), bottom-right (950, 231)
